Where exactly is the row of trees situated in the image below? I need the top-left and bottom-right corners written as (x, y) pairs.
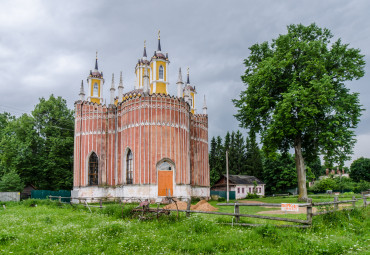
top-left (209, 131), bottom-right (370, 195)
top-left (0, 95), bottom-right (74, 191)
top-left (209, 131), bottom-right (263, 185)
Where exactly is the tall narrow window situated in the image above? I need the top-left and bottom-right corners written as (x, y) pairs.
top-left (159, 65), bottom-right (164, 80)
top-left (126, 149), bottom-right (133, 184)
top-left (93, 83), bottom-right (99, 96)
top-left (89, 152), bottom-right (99, 185)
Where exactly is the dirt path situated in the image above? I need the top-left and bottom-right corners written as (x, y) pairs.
top-left (257, 204), bottom-right (352, 215)
top-left (238, 199), bottom-right (352, 215)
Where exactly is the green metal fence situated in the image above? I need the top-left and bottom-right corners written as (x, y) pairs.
top-left (210, 191), bottom-right (236, 200)
top-left (31, 190), bottom-right (71, 202)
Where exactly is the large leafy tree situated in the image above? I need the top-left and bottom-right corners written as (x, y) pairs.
top-left (32, 95), bottom-right (74, 189)
top-left (350, 157), bottom-right (370, 182)
top-left (234, 23), bottom-right (365, 200)
top-left (263, 153), bottom-right (297, 195)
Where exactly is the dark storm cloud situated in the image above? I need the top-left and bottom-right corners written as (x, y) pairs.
top-left (0, 0), bottom-right (369, 164)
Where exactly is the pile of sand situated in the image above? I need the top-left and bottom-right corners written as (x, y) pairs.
top-left (163, 201), bottom-right (189, 210)
top-left (162, 200), bottom-right (218, 212)
top-left (192, 200), bottom-right (218, 211)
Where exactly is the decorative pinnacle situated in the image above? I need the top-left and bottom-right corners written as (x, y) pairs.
top-left (187, 67), bottom-right (190, 84)
top-left (143, 40), bottom-right (147, 57)
top-left (79, 80), bottom-right (85, 94)
top-left (177, 67), bottom-right (183, 84)
top-left (111, 73), bottom-right (115, 89)
top-left (157, 30), bottom-right (161, 51)
top-left (95, 51), bottom-right (98, 70)
top-left (119, 71), bottom-right (123, 86)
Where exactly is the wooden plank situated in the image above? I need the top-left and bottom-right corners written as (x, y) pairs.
top-left (219, 223), bottom-right (310, 228)
top-left (313, 200), bottom-right (356, 206)
top-left (217, 203), bottom-right (310, 207)
top-left (164, 209), bottom-right (310, 224)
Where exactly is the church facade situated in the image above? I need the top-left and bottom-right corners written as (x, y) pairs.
top-left (73, 33), bottom-right (210, 201)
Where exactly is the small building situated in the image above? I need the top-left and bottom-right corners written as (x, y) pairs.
top-left (211, 175), bottom-right (265, 199)
top-left (21, 184), bottom-right (37, 199)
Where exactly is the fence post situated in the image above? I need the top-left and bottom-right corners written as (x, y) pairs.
top-left (334, 196), bottom-right (338, 211)
top-left (59, 196), bottom-right (62, 203)
top-left (352, 196), bottom-right (356, 208)
top-left (306, 198), bottom-right (313, 225)
top-left (49, 195), bottom-right (52, 201)
top-left (363, 195), bottom-right (367, 207)
top-left (234, 203), bottom-right (240, 223)
top-left (186, 199), bottom-right (191, 218)
top-left (100, 199), bottom-right (103, 209)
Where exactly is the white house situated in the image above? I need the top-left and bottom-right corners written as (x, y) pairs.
top-left (211, 175), bottom-right (265, 199)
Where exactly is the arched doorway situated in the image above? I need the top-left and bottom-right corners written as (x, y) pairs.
top-left (157, 160), bottom-right (174, 197)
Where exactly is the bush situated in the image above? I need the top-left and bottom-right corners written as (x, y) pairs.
top-left (246, 193), bottom-right (259, 199)
top-left (310, 177), bottom-right (338, 193)
top-left (354, 180), bottom-right (370, 193)
top-left (217, 197), bottom-right (226, 202)
top-left (0, 171), bottom-right (24, 192)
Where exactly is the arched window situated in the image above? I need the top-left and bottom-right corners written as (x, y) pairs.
top-left (89, 152), bottom-right (99, 185)
top-left (93, 83), bottom-right (99, 96)
top-left (159, 65), bottom-right (164, 80)
top-left (158, 161), bottom-right (172, 171)
top-left (126, 149), bottom-right (133, 184)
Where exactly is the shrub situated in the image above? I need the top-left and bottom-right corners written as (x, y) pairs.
top-left (246, 193), bottom-right (259, 199)
top-left (0, 171), bottom-right (24, 192)
top-left (354, 180), bottom-right (370, 193)
top-left (310, 178), bottom-right (337, 193)
top-left (217, 197), bottom-right (226, 202)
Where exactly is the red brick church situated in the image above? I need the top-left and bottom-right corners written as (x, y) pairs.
top-left (73, 33), bottom-right (210, 201)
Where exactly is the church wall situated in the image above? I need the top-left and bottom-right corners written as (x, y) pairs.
top-left (74, 94), bottom-right (207, 199)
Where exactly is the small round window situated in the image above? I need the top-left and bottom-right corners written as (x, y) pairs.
top-left (158, 161), bottom-right (172, 171)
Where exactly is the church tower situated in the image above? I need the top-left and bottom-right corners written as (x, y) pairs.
top-left (87, 53), bottom-right (104, 104)
top-left (183, 68), bottom-right (197, 114)
top-left (135, 41), bottom-right (151, 90)
top-left (150, 31), bottom-right (169, 94)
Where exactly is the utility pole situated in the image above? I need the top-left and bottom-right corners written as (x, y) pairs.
top-left (226, 150), bottom-right (229, 203)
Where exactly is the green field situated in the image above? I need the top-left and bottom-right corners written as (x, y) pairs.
top-left (0, 197), bottom-right (369, 254)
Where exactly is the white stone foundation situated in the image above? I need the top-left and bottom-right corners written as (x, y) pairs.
top-left (73, 184), bottom-right (209, 203)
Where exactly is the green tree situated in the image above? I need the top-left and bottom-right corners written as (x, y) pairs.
top-left (0, 171), bottom-right (24, 192)
top-left (214, 136), bottom-right (224, 182)
top-left (209, 137), bottom-right (220, 186)
top-left (263, 153), bottom-right (297, 194)
top-left (32, 95), bottom-right (74, 190)
top-left (350, 157), bottom-right (370, 182)
top-left (245, 133), bottom-right (263, 179)
top-left (233, 23), bottom-right (365, 200)
top-left (0, 114), bottom-right (42, 186)
top-left (232, 130), bottom-right (246, 175)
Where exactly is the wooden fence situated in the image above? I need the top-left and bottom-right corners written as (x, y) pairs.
top-left (48, 195), bottom-right (368, 228)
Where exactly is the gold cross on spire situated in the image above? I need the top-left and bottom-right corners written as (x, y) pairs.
top-left (96, 51), bottom-right (98, 59)
top-left (158, 30), bottom-right (160, 39)
top-left (144, 40), bottom-right (146, 48)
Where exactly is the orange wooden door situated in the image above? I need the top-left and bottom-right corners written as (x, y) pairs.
top-left (158, 171), bottom-right (173, 196)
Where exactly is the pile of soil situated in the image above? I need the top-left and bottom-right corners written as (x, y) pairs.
top-left (163, 201), bottom-right (188, 210)
top-left (192, 200), bottom-right (218, 211)
top-left (162, 200), bottom-right (218, 212)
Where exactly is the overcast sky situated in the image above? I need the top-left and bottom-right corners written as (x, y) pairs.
top-left (0, 0), bottom-right (369, 166)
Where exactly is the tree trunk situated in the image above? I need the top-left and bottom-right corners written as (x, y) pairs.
top-left (294, 137), bottom-right (307, 201)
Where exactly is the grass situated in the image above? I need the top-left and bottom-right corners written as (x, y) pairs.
top-left (0, 198), bottom-right (369, 254)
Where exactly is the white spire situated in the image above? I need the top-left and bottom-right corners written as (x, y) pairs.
top-left (202, 95), bottom-right (207, 114)
top-left (143, 64), bottom-right (150, 93)
top-left (118, 71), bottom-right (124, 102)
top-left (79, 80), bottom-right (85, 101)
top-left (110, 73), bottom-right (116, 105)
top-left (177, 67), bottom-right (183, 98)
